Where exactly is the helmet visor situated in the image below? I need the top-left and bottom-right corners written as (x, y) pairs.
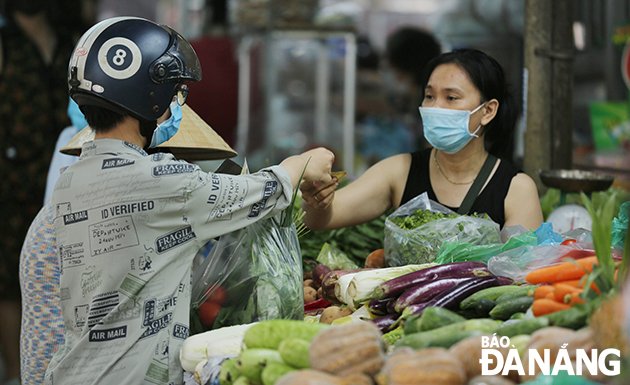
top-left (154, 25), bottom-right (202, 83)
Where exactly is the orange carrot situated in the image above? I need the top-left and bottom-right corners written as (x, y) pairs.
top-left (559, 279), bottom-right (582, 288)
top-left (533, 285), bottom-right (555, 300)
top-left (553, 283), bottom-right (583, 304)
top-left (525, 256), bottom-right (599, 284)
top-left (566, 294), bottom-right (585, 305)
top-left (561, 278), bottom-right (601, 294)
top-left (532, 298), bottom-right (571, 316)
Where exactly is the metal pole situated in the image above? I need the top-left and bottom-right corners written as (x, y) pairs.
top-left (236, 37), bottom-right (253, 156)
top-left (342, 33), bottom-right (357, 177)
top-left (315, 39), bottom-right (330, 144)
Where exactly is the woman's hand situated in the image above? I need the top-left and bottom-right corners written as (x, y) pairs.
top-left (300, 178), bottom-right (339, 209)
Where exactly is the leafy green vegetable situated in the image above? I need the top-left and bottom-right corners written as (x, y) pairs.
top-left (581, 192), bottom-right (620, 296)
top-left (293, 194), bottom-right (386, 268)
top-left (385, 209), bottom-right (500, 266)
top-left (390, 209), bottom-right (459, 230)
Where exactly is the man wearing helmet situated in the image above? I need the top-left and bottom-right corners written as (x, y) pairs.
top-left (42, 17), bottom-right (334, 385)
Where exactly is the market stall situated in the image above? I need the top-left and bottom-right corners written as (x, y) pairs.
top-left (180, 183), bottom-right (629, 385)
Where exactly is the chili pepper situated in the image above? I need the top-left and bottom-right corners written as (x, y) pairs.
top-left (304, 298), bottom-right (332, 311)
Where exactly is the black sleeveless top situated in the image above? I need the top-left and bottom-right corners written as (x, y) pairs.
top-left (400, 148), bottom-right (521, 228)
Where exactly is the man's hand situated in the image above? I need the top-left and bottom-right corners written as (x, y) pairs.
top-left (279, 147), bottom-right (335, 193)
top-left (300, 147), bottom-right (335, 184)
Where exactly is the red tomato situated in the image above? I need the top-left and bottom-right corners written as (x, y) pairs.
top-left (198, 301), bottom-right (221, 328)
top-left (207, 286), bottom-right (226, 305)
top-left (561, 239), bottom-right (577, 245)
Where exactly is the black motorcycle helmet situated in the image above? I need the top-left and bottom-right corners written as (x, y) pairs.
top-left (68, 16), bottom-right (202, 122)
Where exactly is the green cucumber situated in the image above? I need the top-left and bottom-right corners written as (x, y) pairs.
top-left (509, 312), bottom-right (526, 320)
top-left (489, 296), bottom-right (534, 320)
top-left (236, 348), bottom-right (284, 384)
top-left (396, 319), bottom-right (501, 349)
top-left (468, 298), bottom-right (497, 318)
top-left (495, 285), bottom-right (535, 303)
top-left (278, 338), bottom-right (310, 369)
top-left (219, 358), bottom-right (241, 385)
top-left (495, 317), bottom-right (549, 337)
top-left (404, 306), bottom-right (466, 334)
top-left (261, 362), bottom-right (295, 385)
top-left (460, 285), bottom-right (530, 310)
top-left (396, 329), bottom-right (483, 349)
top-left (243, 320), bottom-right (328, 349)
top-left (544, 306), bottom-right (588, 330)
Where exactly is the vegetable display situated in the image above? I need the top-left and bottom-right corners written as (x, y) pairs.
top-left (181, 190), bottom-right (630, 385)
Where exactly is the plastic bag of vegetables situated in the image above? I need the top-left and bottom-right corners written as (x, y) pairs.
top-left (434, 229), bottom-right (538, 264)
top-left (190, 214), bottom-right (303, 333)
top-left (384, 193), bottom-right (501, 266)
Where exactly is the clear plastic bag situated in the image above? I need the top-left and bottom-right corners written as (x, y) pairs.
top-left (190, 216), bottom-right (303, 333)
top-left (315, 242), bottom-right (359, 270)
top-left (384, 193), bottom-right (501, 266)
top-left (487, 243), bottom-right (597, 282)
top-left (434, 229), bottom-right (538, 265)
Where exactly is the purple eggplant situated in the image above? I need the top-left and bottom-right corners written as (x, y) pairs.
top-left (374, 261), bottom-right (489, 298)
top-left (400, 276), bottom-right (501, 319)
top-left (430, 276), bottom-right (500, 309)
top-left (399, 301), bottom-right (433, 319)
top-left (393, 276), bottom-right (475, 313)
top-left (386, 298), bottom-right (399, 315)
top-left (371, 313), bottom-right (399, 333)
top-left (368, 297), bottom-right (394, 316)
top-left (312, 264), bottom-right (332, 287)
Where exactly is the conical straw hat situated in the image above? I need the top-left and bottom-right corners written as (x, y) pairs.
top-left (60, 104), bottom-right (237, 161)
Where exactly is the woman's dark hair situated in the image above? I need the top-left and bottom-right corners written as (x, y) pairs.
top-left (420, 49), bottom-right (518, 159)
top-left (385, 27), bottom-right (441, 87)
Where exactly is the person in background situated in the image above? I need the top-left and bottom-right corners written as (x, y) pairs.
top-left (44, 99), bottom-right (88, 203)
top-left (0, 2), bottom-right (84, 384)
top-left (384, 26), bottom-right (442, 150)
top-left (301, 49), bottom-right (543, 232)
top-left (37, 17), bottom-right (333, 385)
top-left (18, 204), bottom-right (61, 385)
top-left (355, 35), bottom-right (417, 167)
top-left (385, 26), bottom-right (442, 97)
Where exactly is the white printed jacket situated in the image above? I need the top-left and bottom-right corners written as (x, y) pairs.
top-left (45, 139), bottom-right (292, 385)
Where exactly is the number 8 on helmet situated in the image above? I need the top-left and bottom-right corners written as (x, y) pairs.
top-left (68, 16), bottom-right (202, 123)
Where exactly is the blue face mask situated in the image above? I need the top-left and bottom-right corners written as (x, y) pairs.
top-left (149, 102), bottom-right (183, 148)
top-left (67, 98), bottom-right (88, 132)
top-left (419, 104), bottom-right (485, 154)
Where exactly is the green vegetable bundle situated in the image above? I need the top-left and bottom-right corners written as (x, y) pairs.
top-left (384, 193), bottom-right (501, 266)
